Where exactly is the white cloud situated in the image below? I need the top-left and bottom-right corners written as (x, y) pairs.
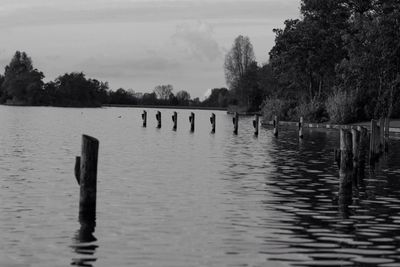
top-left (172, 21), bottom-right (223, 61)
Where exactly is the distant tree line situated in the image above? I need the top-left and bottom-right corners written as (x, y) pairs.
top-left (0, 51), bottom-right (229, 108)
top-left (224, 0), bottom-right (400, 123)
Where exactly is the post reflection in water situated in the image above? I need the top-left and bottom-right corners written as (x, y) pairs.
top-left (71, 214), bottom-right (98, 267)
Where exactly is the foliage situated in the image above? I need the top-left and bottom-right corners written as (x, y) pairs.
top-left (325, 89), bottom-right (357, 124)
top-left (1, 51), bottom-right (45, 105)
top-left (175, 90), bottom-right (191, 106)
top-left (202, 88), bottom-right (229, 107)
top-left (261, 96), bottom-right (296, 121)
top-left (154, 84), bottom-right (173, 100)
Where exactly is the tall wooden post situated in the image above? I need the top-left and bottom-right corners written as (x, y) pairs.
top-left (273, 115), bottom-right (279, 137)
top-left (384, 117), bottom-right (390, 151)
top-left (379, 118), bottom-right (385, 153)
top-left (339, 129), bottom-right (353, 217)
top-left (351, 128), bottom-right (360, 185)
top-left (253, 114), bottom-right (259, 136)
top-left (189, 112), bottom-right (195, 132)
top-left (172, 112), bottom-right (177, 131)
top-left (357, 126), bottom-right (368, 179)
top-left (370, 119), bottom-right (377, 163)
top-left (233, 112), bottom-right (238, 135)
top-left (142, 110), bottom-right (147, 127)
top-left (299, 117), bottom-right (304, 139)
top-left (210, 113), bottom-right (216, 134)
top-left (78, 135), bottom-right (99, 220)
top-left (156, 111), bottom-right (161, 129)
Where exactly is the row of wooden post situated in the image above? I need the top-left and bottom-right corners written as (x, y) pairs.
top-left (142, 111), bottom-right (261, 135)
top-left (337, 118), bottom-right (390, 191)
top-left (271, 115), bottom-right (304, 139)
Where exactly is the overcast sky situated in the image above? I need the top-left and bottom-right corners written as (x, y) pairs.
top-left (0, 0), bottom-right (300, 98)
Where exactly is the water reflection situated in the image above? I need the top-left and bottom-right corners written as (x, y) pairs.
top-left (262, 129), bottom-right (400, 266)
top-left (71, 216), bottom-right (98, 267)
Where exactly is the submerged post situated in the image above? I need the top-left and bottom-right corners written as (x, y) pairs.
top-left (172, 111), bottom-right (177, 131)
top-left (156, 111), bottom-right (161, 129)
top-left (339, 129), bottom-right (353, 214)
top-left (210, 113), bottom-right (216, 133)
top-left (379, 118), bottom-right (385, 153)
top-left (357, 126), bottom-right (368, 180)
top-left (253, 114), bottom-right (260, 136)
top-left (233, 112), bottom-right (239, 135)
top-left (79, 135), bottom-right (99, 220)
top-left (299, 116), bottom-right (304, 139)
top-left (189, 112), bottom-right (195, 132)
top-left (141, 110), bottom-right (147, 127)
top-left (273, 115), bottom-right (279, 137)
top-left (352, 128), bottom-right (360, 183)
top-left (384, 117), bottom-right (390, 151)
top-left (370, 119), bottom-right (377, 163)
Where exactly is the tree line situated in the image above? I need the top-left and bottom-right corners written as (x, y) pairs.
top-left (223, 0), bottom-right (400, 123)
top-left (0, 51), bottom-right (230, 108)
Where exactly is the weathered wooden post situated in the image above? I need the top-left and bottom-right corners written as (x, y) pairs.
top-left (189, 112), bottom-right (195, 132)
top-left (76, 135), bottom-right (99, 220)
top-left (156, 111), bottom-right (161, 128)
top-left (351, 128), bottom-right (360, 185)
top-left (379, 118), bottom-right (385, 153)
top-left (370, 119), bottom-right (377, 163)
top-left (273, 115), bottom-right (279, 137)
top-left (233, 112), bottom-right (238, 135)
top-left (141, 110), bottom-right (147, 127)
top-left (253, 114), bottom-right (259, 136)
top-left (172, 111), bottom-right (177, 131)
top-left (384, 117), bottom-right (390, 151)
top-left (299, 116), bottom-right (304, 139)
top-left (357, 126), bottom-right (368, 182)
top-left (210, 113), bottom-right (216, 133)
top-left (339, 129), bottom-right (353, 218)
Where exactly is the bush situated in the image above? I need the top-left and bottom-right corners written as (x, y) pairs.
top-left (325, 89), bottom-right (357, 124)
top-left (295, 100), bottom-right (328, 123)
top-left (261, 96), bottom-right (296, 121)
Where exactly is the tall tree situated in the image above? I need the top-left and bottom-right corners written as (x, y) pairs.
top-left (1, 51), bottom-right (44, 104)
top-left (154, 84), bottom-right (173, 100)
top-left (175, 90), bottom-right (191, 105)
top-left (224, 35), bottom-right (256, 104)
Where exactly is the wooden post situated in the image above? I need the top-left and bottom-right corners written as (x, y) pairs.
top-left (74, 156), bottom-right (81, 185)
top-left (172, 111), bottom-right (177, 131)
top-left (273, 115), bottom-right (279, 137)
top-left (352, 128), bottom-right (360, 185)
top-left (299, 116), bottom-right (304, 139)
top-left (189, 112), bottom-right (195, 132)
top-left (357, 126), bottom-right (368, 181)
top-left (141, 110), bottom-right (147, 127)
top-left (233, 112), bottom-right (238, 135)
top-left (384, 117), bottom-right (390, 151)
top-left (210, 113), bottom-right (216, 133)
top-left (339, 129), bottom-right (353, 217)
top-left (370, 119), bottom-right (376, 163)
top-left (79, 135), bottom-right (99, 220)
top-left (379, 118), bottom-right (384, 153)
top-left (156, 111), bottom-right (161, 128)
top-left (253, 114), bottom-right (259, 136)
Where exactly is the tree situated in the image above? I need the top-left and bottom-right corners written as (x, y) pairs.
top-left (224, 35), bottom-right (256, 104)
top-left (270, 0), bottom-right (350, 101)
top-left (202, 88), bottom-right (229, 107)
top-left (175, 90), bottom-right (191, 105)
top-left (1, 51), bottom-right (44, 104)
top-left (154, 84), bottom-right (173, 100)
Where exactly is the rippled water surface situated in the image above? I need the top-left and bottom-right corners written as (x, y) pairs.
top-left (1, 106), bottom-right (400, 267)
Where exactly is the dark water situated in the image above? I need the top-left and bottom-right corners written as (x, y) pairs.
top-left (0, 106), bottom-right (400, 267)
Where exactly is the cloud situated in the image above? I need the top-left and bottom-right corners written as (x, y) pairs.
top-left (172, 21), bottom-right (223, 61)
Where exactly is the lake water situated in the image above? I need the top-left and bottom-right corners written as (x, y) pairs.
top-left (1, 106), bottom-right (400, 267)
